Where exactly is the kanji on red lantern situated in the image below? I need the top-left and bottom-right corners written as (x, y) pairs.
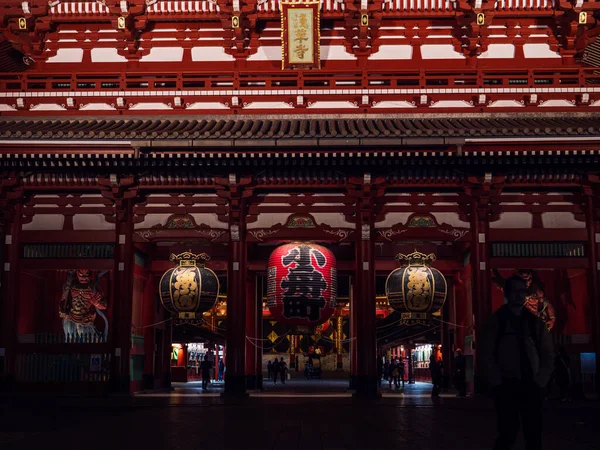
top-left (267, 243), bottom-right (337, 326)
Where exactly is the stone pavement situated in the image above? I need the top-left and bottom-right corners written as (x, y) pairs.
top-left (0, 380), bottom-right (598, 450)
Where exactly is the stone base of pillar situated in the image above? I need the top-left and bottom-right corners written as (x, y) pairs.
top-left (142, 373), bottom-right (154, 390)
top-left (223, 374), bottom-right (248, 397)
top-left (474, 375), bottom-right (490, 394)
top-left (246, 374), bottom-right (258, 390)
top-left (110, 375), bottom-right (131, 394)
top-left (164, 372), bottom-right (172, 389)
top-left (352, 375), bottom-right (380, 399)
top-left (348, 375), bottom-right (356, 390)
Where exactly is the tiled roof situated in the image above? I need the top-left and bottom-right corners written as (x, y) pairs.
top-left (1, 115), bottom-right (599, 145)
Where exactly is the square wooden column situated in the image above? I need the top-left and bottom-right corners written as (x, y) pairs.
top-left (583, 184), bottom-right (600, 394)
top-left (108, 193), bottom-right (136, 393)
top-left (0, 186), bottom-right (23, 386)
top-left (469, 200), bottom-right (492, 393)
top-left (223, 175), bottom-right (252, 397)
top-left (353, 201), bottom-right (378, 398)
top-left (244, 274), bottom-right (261, 390)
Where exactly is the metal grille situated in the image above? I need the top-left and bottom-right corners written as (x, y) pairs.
top-left (491, 242), bottom-right (586, 258)
top-left (22, 243), bottom-right (114, 259)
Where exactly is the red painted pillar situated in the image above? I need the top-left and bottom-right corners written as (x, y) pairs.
top-left (354, 199), bottom-right (378, 398)
top-left (350, 277), bottom-right (358, 386)
top-left (142, 272), bottom-right (156, 388)
top-left (244, 274), bottom-right (259, 389)
top-left (255, 287), bottom-right (263, 389)
top-left (469, 200), bottom-right (492, 393)
top-left (111, 196), bottom-right (136, 393)
top-left (584, 190), bottom-right (600, 393)
top-left (224, 179), bottom-right (248, 397)
top-left (1, 195), bottom-right (22, 382)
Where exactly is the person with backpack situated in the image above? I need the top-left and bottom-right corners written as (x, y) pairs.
top-left (482, 275), bottom-right (554, 450)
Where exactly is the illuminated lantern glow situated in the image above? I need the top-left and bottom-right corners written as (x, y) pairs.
top-left (267, 243), bottom-right (337, 332)
top-left (159, 252), bottom-right (220, 319)
top-left (385, 251), bottom-right (447, 326)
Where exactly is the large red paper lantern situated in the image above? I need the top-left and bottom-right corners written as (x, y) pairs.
top-left (267, 243), bottom-right (337, 330)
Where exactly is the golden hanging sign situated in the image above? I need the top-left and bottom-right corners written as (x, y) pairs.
top-left (117, 16), bottom-right (126, 29)
top-left (232, 16), bottom-right (240, 28)
top-left (476, 13), bottom-right (485, 26)
top-left (361, 14), bottom-right (368, 27)
top-left (18, 18), bottom-right (27, 30)
top-left (579, 12), bottom-right (587, 25)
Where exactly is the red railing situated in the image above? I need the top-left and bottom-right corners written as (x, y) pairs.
top-left (1, 68), bottom-right (597, 92)
top-left (1, 67), bottom-right (598, 113)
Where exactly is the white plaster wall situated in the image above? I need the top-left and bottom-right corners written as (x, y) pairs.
top-left (376, 212), bottom-right (412, 228)
top-left (23, 215), bottom-right (64, 231)
top-left (320, 45), bottom-right (357, 60)
top-left (368, 45), bottom-right (412, 60)
top-left (90, 48), bottom-right (128, 63)
top-left (47, 48), bottom-right (84, 63)
top-left (191, 213), bottom-right (227, 229)
top-left (73, 214), bottom-right (115, 230)
top-left (489, 212), bottom-right (532, 229)
top-left (192, 46), bottom-right (235, 61)
top-left (247, 46), bottom-right (281, 61)
top-left (140, 47), bottom-right (184, 62)
top-left (421, 45), bottom-right (465, 59)
top-left (523, 43), bottom-right (561, 59)
top-left (541, 212), bottom-right (585, 229)
top-left (311, 213), bottom-right (354, 228)
top-left (134, 214), bottom-right (172, 229)
top-left (432, 213), bottom-right (469, 228)
top-left (479, 44), bottom-right (515, 59)
top-left (248, 212), bottom-right (354, 229)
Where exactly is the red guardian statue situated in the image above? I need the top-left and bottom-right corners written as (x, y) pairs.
top-left (492, 269), bottom-right (556, 331)
top-left (59, 269), bottom-right (108, 340)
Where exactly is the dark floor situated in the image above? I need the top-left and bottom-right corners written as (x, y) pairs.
top-left (1, 380), bottom-right (598, 450)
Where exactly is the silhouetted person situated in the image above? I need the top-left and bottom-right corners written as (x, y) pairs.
top-left (483, 275), bottom-right (554, 450)
top-left (554, 345), bottom-right (571, 402)
top-left (377, 357), bottom-right (384, 388)
top-left (398, 359), bottom-right (406, 388)
top-left (267, 360), bottom-right (272, 380)
top-left (218, 358), bottom-right (224, 381)
top-left (200, 355), bottom-right (211, 391)
top-left (295, 355), bottom-right (299, 372)
top-left (279, 357), bottom-right (287, 383)
top-left (454, 348), bottom-right (467, 397)
top-left (272, 358), bottom-right (280, 385)
top-left (430, 354), bottom-right (443, 397)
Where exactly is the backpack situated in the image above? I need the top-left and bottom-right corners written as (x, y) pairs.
top-left (493, 305), bottom-right (542, 380)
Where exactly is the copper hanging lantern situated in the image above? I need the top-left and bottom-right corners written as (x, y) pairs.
top-left (385, 250), bottom-right (447, 326)
top-left (159, 252), bottom-right (220, 319)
